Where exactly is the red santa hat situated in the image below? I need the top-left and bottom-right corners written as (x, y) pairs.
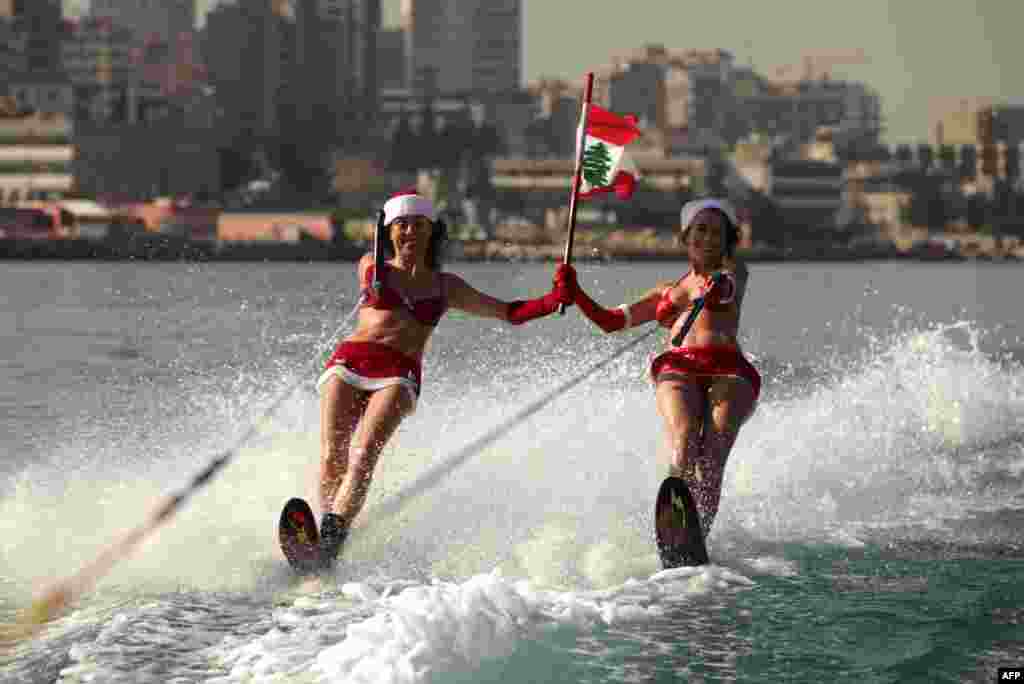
top-left (680, 198), bottom-right (738, 229)
top-left (382, 190), bottom-right (436, 226)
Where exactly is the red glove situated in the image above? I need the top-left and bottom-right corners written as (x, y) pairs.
top-left (572, 266), bottom-right (629, 333)
top-left (506, 263), bottom-right (576, 325)
top-left (553, 263), bottom-right (577, 305)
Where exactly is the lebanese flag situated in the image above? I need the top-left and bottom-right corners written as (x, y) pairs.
top-left (577, 104), bottom-right (642, 200)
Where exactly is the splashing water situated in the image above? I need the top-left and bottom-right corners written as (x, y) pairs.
top-left (3, 315), bottom-right (1023, 683)
top-left (720, 320), bottom-right (1024, 550)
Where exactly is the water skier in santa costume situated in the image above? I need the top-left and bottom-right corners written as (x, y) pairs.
top-left (289, 190), bottom-right (574, 572)
top-left (561, 198), bottom-right (761, 545)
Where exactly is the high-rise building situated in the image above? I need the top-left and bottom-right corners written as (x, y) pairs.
top-left (10, 0), bottom-right (62, 74)
top-left (470, 0), bottom-right (519, 94)
top-left (301, 0), bottom-right (352, 122)
top-left (593, 45), bottom-right (736, 149)
top-left (377, 27), bottom-right (405, 91)
top-left (0, 17), bottom-right (27, 94)
top-left (294, 0), bottom-right (380, 136)
top-left (91, 0), bottom-right (195, 45)
top-left (294, 0), bottom-right (337, 130)
top-left (361, 0), bottom-right (380, 110)
top-left (62, 17), bottom-right (140, 123)
top-left (204, 0), bottom-right (291, 137)
top-left (401, 0), bottom-right (445, 94)
top-left (401, 0), bottom-right (520, 96)
top-left (608, 62), bottom-right (664, 130)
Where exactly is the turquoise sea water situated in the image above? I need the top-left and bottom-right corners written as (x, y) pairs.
top-left (1, 260), bottom-right (1022, 683)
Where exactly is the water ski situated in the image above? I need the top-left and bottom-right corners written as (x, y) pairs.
top-left (278, 497), bottom-right (321, 575)
top-left (654, 477), bottom-right (709, 568)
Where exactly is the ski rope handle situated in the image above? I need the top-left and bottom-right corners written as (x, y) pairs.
top-left (670, 271), bottom-right (724, 347)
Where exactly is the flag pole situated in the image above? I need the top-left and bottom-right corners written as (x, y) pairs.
top-left (558, 71), bottom-right (595, 315)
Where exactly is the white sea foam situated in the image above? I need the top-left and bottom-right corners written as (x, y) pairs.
top-left (205, 565), bottom-right (754, 684)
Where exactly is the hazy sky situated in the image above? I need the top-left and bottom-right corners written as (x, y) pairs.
top-left (65, 0), bottom-right (1021, 143)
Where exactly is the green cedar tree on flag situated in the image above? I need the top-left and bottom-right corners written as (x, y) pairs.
top-left (577, 104), bottom-right (642, 199)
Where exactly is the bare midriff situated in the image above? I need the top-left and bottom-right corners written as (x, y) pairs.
top-left (346, 308), bottom-right (433, 362)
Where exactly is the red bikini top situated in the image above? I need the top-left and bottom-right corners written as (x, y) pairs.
top-left (361, 263), bottom-right (447, 327)
top-left (655, 284), bottom-right (685, 328)
top-left (654, 271), bottom-right (736, 328)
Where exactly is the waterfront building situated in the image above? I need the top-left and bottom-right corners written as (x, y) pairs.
top-left (733, 135), bottom-right (848, 231)
top-left (929, 97), bottom-right (994, 147)
top-left (61, 15), bottom-right (210, 130)
top-left (6, 72), bottom-right (73, 119)
top-left (523, 78), bottom-right (580, 159)
top-left (770, 158), bottom-right (845, 230)
top-left (0, 17), bottom-right (27, 93)
top-left (929, 98), bottom-right (1024, 186)
top-left (377, 28), bottom-right (406, 91)
top-left (73, 112), bottom-right (220, 201)
top-left (585, 45), bottom-right (740, 154)
top-left (2, 0), bottom-right (67, 117)
top-left (590, 46), bottom-right (736, 149)
top-left (587, 44), bottom-right (880, 157)
top-left (740, 78), bottom-right (882, 153)
top-left (294, 0), bottom-right (380, 139)
top-left (9, 0), bottom-right (63, 74)
top-left (607, 61), bottom-right (663, 132)
top-left (469, 0), bottom-right (519, 95)
top-left (0, 111), bottom-right (74, 205)
top-left (480, 89), bottom-right (535, 159)
top-left (401, 0), bottom-right (521, 96)
top-left (204, 0), bottom-right (293, 138)
top-left (61, 17), bottom-right (142, 123)
top-left (91, 0), bottom-right (194, 45)
top-left (491, 156), bottom-right (703, 219)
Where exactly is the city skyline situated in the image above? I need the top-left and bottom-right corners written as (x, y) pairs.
top-left (61, 0), bottom-right (1022, 143)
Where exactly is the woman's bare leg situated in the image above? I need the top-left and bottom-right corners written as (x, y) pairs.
top-left (319, 375), bottom-right (365, 515)
top-left (693, 377), bottom-right (757, 537)
top-left (655, 378), bottom-right (706, 477)
top-left (329, 384), bottom-right (415, 524)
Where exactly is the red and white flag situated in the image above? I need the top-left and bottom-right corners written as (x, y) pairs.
top-left (577, 104), bottom-right (642, 199)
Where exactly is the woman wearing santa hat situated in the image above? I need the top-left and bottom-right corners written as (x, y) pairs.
top-left (303, 190), bottom-right (573, 571)
top-left (560, 198), bottom-right (760, 556)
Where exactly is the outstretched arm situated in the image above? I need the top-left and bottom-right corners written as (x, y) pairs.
top-left (445, 265), bottom-right (574, 325)
top-left (571, 267), bottom-right (665, 334)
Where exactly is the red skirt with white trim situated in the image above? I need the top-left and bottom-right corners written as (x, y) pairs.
top-left (649, 345), bottom-right (761, 401)
top-left (317, 341), bottom-right (422, 409)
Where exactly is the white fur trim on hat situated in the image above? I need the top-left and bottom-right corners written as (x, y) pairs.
top-left (383, 193), bottom-right (436, 225)
top-left (680, 198), bottom-right (737, 228)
